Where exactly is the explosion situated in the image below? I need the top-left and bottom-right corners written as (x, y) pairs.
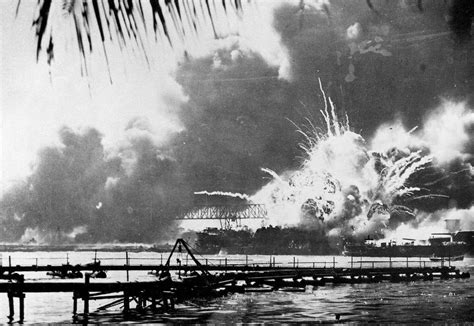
top-left (251, 82), bottom-right (473, 243)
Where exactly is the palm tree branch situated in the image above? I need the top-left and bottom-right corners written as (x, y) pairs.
top-left (26, 0), bottom-right (247, 75)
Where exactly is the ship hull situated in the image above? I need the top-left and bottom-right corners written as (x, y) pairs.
top-left (343, 244), bottom-right (468, 257)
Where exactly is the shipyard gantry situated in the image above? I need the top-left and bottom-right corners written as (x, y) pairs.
top-left (176, 204), bottom-right (267, 229)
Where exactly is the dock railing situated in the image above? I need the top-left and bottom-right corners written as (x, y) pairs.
top-left (1, 252), bottom-right (457, 274)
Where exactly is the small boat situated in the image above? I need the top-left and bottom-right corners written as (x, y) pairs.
top-left (86, 260), bottom-right (108, 278)
top-left (46, 267), bottom-right (83, 279)
top-left (429, 255), bottom-right (464, 262)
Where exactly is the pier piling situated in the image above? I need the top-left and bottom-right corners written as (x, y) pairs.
top-left (73, 291), bottom-right (78, 315)
top-left (6, 274), bottom-right (25, 323)
top-left (8, 291), bottom-right (14, 322)
top-left (19, 292), bottom-right (25, 322)
top-left (123, 290), bottom-right (130, 314)
top-left (83, 274), bottom-right (90, 315)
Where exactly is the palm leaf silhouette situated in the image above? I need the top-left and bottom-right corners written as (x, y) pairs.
top-left (25, 0), bottom-right (247, 73)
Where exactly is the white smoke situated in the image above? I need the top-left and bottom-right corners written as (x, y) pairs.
top-left (19, 225), bottom-right (87, 244)
top-left (386, 206), bottom-right (474, 241)
top-left (371, 100), bottom-right (474, 165)
top-left (422, 101), bottom-right (474, 164)
top-left (346, 22), bottom-right (362, 40)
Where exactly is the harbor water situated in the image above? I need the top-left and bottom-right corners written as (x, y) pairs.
top-left (0, 251), bottom-right (472, 323)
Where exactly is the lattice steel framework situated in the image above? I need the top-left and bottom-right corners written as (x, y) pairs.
top-left (176, 204), bottom-right (267, 229)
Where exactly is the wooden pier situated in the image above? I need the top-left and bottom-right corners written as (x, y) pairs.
top-left (0, 239), bottom-right (470, 323)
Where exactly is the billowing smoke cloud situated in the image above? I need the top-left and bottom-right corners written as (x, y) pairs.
top-left (0, 127), bottom-right (190, 243)
top-left (172, 43), bottom-right (306, 197)
top-left (384, 206), bottom-right (474, 242)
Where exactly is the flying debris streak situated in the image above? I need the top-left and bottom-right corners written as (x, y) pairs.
top-left (194, 190), bottom-right (251, 201)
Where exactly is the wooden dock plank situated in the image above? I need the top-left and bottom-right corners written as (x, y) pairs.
top-left (0, 263), bottom-right (458, 273)
top-left (0, 266), bottom-right (463, 293)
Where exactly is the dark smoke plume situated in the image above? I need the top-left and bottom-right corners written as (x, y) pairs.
top-left (273, 0), bottom-right (473, 135)
top-left (0, 127), bottom-right (189, 243)
top-left (172, 45), bottom-right (306, 198)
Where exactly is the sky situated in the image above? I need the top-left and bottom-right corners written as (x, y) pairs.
top-left (0, 0), bottom-right (472, 242)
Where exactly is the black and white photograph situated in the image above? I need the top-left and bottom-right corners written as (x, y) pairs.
top-left (0, 0), bottom-right (473, 323)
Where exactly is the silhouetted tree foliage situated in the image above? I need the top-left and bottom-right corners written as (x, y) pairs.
top-left (24, 0), bottom-right (247, 75)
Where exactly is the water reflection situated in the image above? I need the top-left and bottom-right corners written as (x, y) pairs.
top-left (76, 278), bottom-right (474, 324)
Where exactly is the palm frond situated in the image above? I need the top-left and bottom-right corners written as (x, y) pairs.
top-left (25, 0), bottom-right (248, 75)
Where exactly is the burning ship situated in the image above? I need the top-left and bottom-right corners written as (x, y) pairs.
top-left (342, 232), bottom-right (472, 258)
top-left (343, 219), bottom-right (474, 258)
top-left (183, 88), bottom-right (474, 259)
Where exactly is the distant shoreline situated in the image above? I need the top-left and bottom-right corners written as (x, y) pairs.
top-left (0, 243), bottom-right (173, 253)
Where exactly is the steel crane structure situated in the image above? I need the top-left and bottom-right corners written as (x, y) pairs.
top-left (176, 204), bottom-right (267, 229)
